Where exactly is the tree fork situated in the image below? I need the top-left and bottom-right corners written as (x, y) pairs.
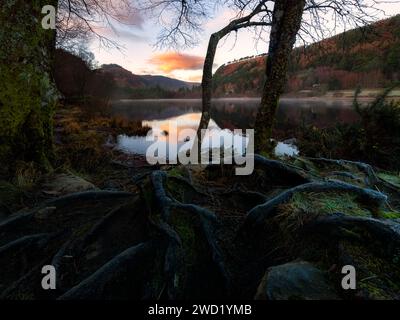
top-left (195, 1), bottom-right (271, 157)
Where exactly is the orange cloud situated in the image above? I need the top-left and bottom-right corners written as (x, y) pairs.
top-left (187, 74), bottom-right (202, 82)
top-left (149, 53), bottom-right (204, 73)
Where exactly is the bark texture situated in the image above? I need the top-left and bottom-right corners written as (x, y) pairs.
top-left (254, 0), bottom-right (306, 154)
top-left (0, 0), bottom-right (58, 172)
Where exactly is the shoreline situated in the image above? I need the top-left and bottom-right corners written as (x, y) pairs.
top-left (115, 91), bottom-right (400, 103)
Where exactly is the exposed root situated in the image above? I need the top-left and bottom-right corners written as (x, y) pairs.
top-left (0, 233), bottom-right (53, 256)
top-left (305, 157), bottom-right (379, 186)
top-left (58, 241), bottom-right (159, 300)
top-left (43, 190), bottom-right (134, 208)
top-left (79, 205), bottom-right (125, 249)
top-left (303, 213), bottom-right (400, 251)
top-left (151, 170), bottom-right (230, 297)
top-left (1, 153), bottom-right (398, 300)
top-left (244, 181), bottom-right (387, 228)
top-left (0, 212), bottom-right (35, 234)
top-left (254, 155), bottom-right (311, 184)
top-left (151, 171), bottom-right (174, 220)
top-left (168, 175), bottom-right (209, 197)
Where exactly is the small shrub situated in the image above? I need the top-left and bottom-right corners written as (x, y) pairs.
top-left (297, 85), bottom-right (400, 170)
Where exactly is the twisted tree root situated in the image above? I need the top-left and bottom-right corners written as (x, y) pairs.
top-left (0, 233), bottom-right (53, 256)
top-left (151, 171), bottom-right (174, 220)
top-left (0, 258), bottom-right (50, 299)
top-left (0, 211), bottom-right (35, 234)
top-left (254, 155), bottom-right (311, 184)
top-left (244, 181), bottom-right (387, 228)
top-left (0, 191), bottom-right (134, 234)
top-left (304, 157), bottom-right (379, 186)
top-left (79, 205), bottom-right (125, 249)
top-left (168, 175), bottom-right (209, 197)
top-left (303, 213), bottom-right (400, 250)
top-left (58, 241), bottom-right (158, 300)
top-left (42, 190), bottom-right (134, 208)
top-left (151, 170), bottom-right (230, 295)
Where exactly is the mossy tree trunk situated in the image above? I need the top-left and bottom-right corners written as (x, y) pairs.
top-left (254, 0), bottom-right (305, 154)
top-left (0, 0), bottom-right (58, 173)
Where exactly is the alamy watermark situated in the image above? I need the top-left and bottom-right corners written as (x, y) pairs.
top-left (145, 121), bottom-right (255, 175)
top-left (41, 5), bottom-right (56, 30)
top-left (341, 265), bottom-right (356, 290)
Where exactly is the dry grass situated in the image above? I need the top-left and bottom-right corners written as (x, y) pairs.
top-left (109, 116), bottom-right (151, 136)
top-left (54, 103), bottom-right (152, 177)
top-left (13, 161), bottom-right (41, 189)
top-left (63, 121), bottom-right (82, 134)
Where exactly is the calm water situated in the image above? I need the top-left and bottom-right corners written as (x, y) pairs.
top-left (111, 98), bottom-right (361, 158)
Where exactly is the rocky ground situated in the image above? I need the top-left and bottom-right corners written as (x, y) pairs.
top-left (0, 106), bottom-right (400, 300)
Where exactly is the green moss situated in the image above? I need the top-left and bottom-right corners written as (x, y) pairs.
top-left (0, 0), bottom-right (58, 171)
top-left (279, 191), bottom-right (371, 220)
top-left (381, 211), bottom-right (400, 219)
top-left (378, 173), bottom-right (400, 188)
top-left (168, 166), bottom-right (186, 178)
top-left (170, 211), bottom-right (197, 265)
top-left (340, 241), bottom-right (400, 300)
top-left (166, 179), bottom-right (187, 203)
top-left (292, 157), bottom-right (318, 173)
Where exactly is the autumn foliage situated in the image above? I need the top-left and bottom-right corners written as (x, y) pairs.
top-left (213, 15), bottom-right (400, 96)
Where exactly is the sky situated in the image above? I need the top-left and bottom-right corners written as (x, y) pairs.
top-left (90, 1), bottom-right (400, 82)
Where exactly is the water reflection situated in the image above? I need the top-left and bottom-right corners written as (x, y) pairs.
top-left (112, 98), bottom-right (360, 157)
top-left (116, 113), bottom-right (251, 160)
top-left (113, 98), bottom-right (360, 129)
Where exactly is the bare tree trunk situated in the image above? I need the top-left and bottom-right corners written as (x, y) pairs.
top-left (254, 0), bottom-right (306, 154)
top-left (197, 32), bottom-right (224, 143)
top-left (195, 2), bottom-right (271, 157)
top-left (0, 0), bottom-right (58, 173)
top-left (194, 30), bottom-right (230, 159)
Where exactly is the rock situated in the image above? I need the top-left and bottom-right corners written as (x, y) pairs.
top-left (42, 173), bottom-right (97, 196)
top-left (255, 261), bottom-right (339, 300)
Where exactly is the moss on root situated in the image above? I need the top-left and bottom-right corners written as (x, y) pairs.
top-left (169, 210), bottom-right (200, 267)
top-left (277, 191), bottom-right (373, 232)
top-left (378, 173), bottom-right (400, 188)
top-left (381, 211), bottom-right (400, 219)
top-left (339, 241), bottom-right (400, 300)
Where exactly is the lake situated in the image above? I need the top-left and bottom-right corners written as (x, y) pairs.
top-left (111, 97), bottom-right (362, 158)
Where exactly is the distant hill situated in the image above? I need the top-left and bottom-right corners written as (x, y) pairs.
top-left (213, 15), bottom-right (400, 97)
top-left (141, 75), bottom-right (198, 91)
top-left (100, 64), bottom-right (147, 88)
top-left (54, 51), bottom-right (200, 100)
top-left (100, 64), bottom-right (197, 91)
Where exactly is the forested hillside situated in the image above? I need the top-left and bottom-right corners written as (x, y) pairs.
top-left (213, 15), bottom-right (400, 96)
